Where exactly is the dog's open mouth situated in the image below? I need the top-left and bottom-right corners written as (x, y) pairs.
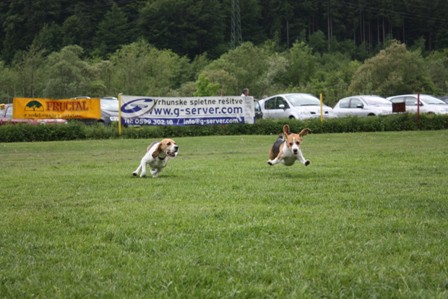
top-left (167, 152), bottom-right (176, 157)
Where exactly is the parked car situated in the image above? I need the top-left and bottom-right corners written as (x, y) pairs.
top-left (438, 96), bottom-right (448, 104)
top-left (333, 95), bottom-right (393, 117)
top-left (100, 97), bottom-right (119, 125)
top-left (0, 104), bottom-right (68, 125)
top-left (71, 96), bottom-right (119, 125)
top-left (386, 94), bottom-right (448, 115)
top-left (257, 93), bottom-right (335, 120)
top-left (254, 100), bottom-right (263, 120)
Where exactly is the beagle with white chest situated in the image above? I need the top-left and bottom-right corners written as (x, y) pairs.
top-left (133, 138), bottom-right (179, 178)
top-left (268, 124), bottom-right (311, 167)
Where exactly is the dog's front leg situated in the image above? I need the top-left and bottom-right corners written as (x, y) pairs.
top-left (296, 149), bottom-right (310, 166)
top-left (267, 154), bottom-right (283, 166)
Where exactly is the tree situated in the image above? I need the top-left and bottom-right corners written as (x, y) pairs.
top-left (13, 45), bottom-right (45, 97)
top-left (108, 40), bottom-right (190, 96)
top-left (94, 4), bottom-right (130, 57)
top-left (194, 73), bottom-right (222, 96)
top-left (32, 23), bottom-right (63, 55)
top-left (425, 49), bottom-right (448, 95)
top-left (61, 1), bottom-right (114, 52)
top-left (349, 41), bottom-right (434, 96)
top-left (200, 42), bottom-right (274, 97)
top-left (0, 61), bottom-right (18, 101)
top-left (308, 30), bottom-right (327, 53)
top-left (283, 41), bottom-right (318, 86)
top-left (42, 45), bottom-right (93, 98)
top-left (2, 0), bottom-right (60, 61)
top-left (139, 0), bottom-right (226, 59)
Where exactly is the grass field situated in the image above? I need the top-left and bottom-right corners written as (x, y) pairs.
top-left (1, 130), bottom-right (447, 298)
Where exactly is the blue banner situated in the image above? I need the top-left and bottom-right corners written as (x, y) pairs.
top-left (120, 95), bottom-right (255, 126)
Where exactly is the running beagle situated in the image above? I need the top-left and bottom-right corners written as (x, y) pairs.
top-left (268, 125), bottom-right (311, 166)
top-left (133, 138), bottom-right (179, 178)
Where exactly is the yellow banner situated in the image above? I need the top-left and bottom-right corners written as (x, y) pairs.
top-left (13, 97), bottom-right (101, 119)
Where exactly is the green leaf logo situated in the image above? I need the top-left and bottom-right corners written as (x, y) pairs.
top-left (25, 101), bottom-right (44, 111)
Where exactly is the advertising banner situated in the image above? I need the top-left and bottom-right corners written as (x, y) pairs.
top-left (13, 97), bottom-right (101, 119)
top-left (120, 95), bottom-right (255, 126)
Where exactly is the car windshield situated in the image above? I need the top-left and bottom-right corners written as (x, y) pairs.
top-left (420, 95), bottom-right (446, 105)
top-left (363, 96), bottom-right (392, 106)
top-left (285, 94), bottom-right (320, 106)
top-left (3, 106), bottom-right (13, 118)
top-left (101, 99), bottom-right (119, 111)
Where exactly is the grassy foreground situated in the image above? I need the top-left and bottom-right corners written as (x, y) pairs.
top-left (0, 131), bottom-right (447, 298)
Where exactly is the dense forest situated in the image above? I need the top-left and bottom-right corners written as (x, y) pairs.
top-left (0, 0), bottom-right (447, 104)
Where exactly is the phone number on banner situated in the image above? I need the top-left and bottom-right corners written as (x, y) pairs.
top-left (122, 117), bottom-right (245, 126)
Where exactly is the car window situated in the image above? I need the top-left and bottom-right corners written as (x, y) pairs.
top-left (285, 94), bottom-right (320, 106)
top-left (389, 97), bottom-right (404, 103)
top-left (101, 100), bottom-right (119, 110)
top-left (420, 95), bottom-right (446, 104)
top-left (6, 106), bottom-right (13, 118)
top-left (405, 97), bottom-right (418, 106)
top-left (350, 98), bottom-right (363, 108)
top-left (363, 96), bottom-right (392, 106)
top-left (264, 97), bottom-right (289, 109)
top-left (339, 98), bottom-right (350, 108)
top-left (277, 97), bottom-right (289, 109)
top-left (264, 98), bottom-right (276, 110)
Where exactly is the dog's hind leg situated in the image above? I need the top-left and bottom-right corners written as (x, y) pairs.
top-left (267, 152), bottom-right (283, 166)
top-left (139, 161), bottom-right (148, 177)
top-left (150, 168), bottom-right (159, 178)
top-left (133, 160), bottom-right (148, 177)
top-left (132, 163), bottom-right (142, 177)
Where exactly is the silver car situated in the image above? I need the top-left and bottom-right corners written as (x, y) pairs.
top-left (100, 97), bottom-right (119, 125)
top-left (258, 93), bottom-right (335, 120)
top-left (333, 95), bottom-right (393, 117)
top-left (387, 94), bottom-right (448, 114)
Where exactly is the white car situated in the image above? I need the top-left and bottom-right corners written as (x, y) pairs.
top-left (333, 95), bottom-right (393, 117)
top-left (386, 94), bottom-right (448, 114)
top-left (258, 93), bottom-right (335, 120)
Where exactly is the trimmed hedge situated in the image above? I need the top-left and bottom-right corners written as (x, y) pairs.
top-left (1, 114), bottom-right (448, 142)
top-left (0, 123), bottom-right (86, 142)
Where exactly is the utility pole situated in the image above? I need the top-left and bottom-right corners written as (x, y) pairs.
top-left (231, 0), bottom-right (242, 48)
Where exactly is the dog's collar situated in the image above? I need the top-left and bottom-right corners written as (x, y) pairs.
top-left (158, 152), bottom-right (167, 160)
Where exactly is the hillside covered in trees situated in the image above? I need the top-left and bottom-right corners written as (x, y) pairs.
top-left (0, 0), bottom-right (447, 103)
top-left (1, 0), bottom-right (448, 61)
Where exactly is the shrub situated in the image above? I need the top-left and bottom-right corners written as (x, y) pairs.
top-left (0, 123), bottom-right (86, 142)
top-left (1, 114), bottom-right (447, 142)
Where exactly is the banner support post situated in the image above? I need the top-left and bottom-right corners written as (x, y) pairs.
top-left (320, 93), bottom-right (324, 123)
top-left (118, 93), bottom-right (123, 136)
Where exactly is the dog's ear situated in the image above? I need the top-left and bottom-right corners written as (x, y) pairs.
top-left (283, 124), bottom-right (290, 137)
top-left (152, 142), bottom-right (163, 158)
top-left (299, 128), bottom-right (312, 137)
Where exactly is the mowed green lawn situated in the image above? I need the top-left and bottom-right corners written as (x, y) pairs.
top-left (1, 130), bottom-right (447, 298)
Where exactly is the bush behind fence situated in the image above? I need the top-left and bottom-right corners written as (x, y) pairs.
top-left (1, 114), bottom-right (448, 142)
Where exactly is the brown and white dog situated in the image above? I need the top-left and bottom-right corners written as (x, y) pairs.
top-left (133, 138), bottom-right (179, 178)
top-left (268, 125), bottom-right (311, 167)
